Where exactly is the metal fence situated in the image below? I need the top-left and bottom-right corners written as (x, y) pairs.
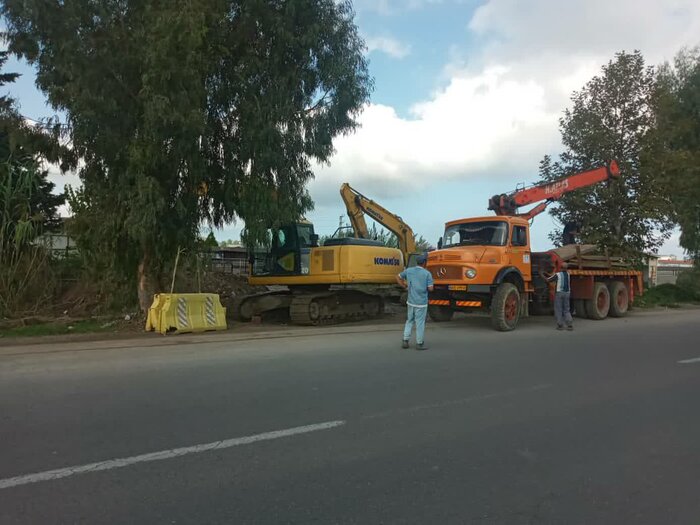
top-left (210, 258), bottom-right (248, 276)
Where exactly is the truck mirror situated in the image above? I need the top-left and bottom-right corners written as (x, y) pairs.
top-left (310, 234), bottom-right (319, 247)
top-left (437, 237), bottom-right (443, 250)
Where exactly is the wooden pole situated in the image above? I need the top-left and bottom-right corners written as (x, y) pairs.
top-left (170, 247), bottom-right (184, 295)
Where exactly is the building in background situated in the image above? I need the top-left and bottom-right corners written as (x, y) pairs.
top-left (657, 256), bottom-right (695, 285)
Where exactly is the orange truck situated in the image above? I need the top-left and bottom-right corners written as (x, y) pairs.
top-left (426, 162), bottom-right (644, 331)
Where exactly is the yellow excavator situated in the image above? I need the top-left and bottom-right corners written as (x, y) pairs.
top-left (233, 184), bottom-right (419, 325)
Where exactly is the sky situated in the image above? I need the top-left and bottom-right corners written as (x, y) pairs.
top-left (5, 0), bottom-right (700, 256)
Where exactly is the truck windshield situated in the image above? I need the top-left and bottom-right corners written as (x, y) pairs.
top-left (443, 221), bottom-right (508, 247)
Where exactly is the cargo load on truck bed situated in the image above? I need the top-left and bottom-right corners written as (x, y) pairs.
top-left (530, 245), bottom-right (643, 321)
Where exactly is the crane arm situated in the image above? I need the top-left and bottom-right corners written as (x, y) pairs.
top-left (488, 161), bottom-right (620, 219)
top-left (339, 183), bottom-right (418, 263)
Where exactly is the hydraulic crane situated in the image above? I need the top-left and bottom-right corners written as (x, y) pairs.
top-left (487, 161), bottom-right (621, 220)
top-left (339, 183), bottom-right (419, 265)
top-left (426, 160), bottom-right (639, 332)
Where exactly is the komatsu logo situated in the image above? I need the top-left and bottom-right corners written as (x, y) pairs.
top-left (366, 207), bottom-right (384, 221)
top-left (374, 256), bottom-right (400, 266)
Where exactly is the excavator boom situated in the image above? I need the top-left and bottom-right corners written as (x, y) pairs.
top-left (488, 161), bottom-right (620, 219)
top-left (340, 183), bottom-right (418, 264)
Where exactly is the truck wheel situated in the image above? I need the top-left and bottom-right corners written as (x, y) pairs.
top-left (428, 305), bottom-right (454, 322)
top-left (608, 281), bottom-right (629, 317)
top-left (491, 283), bottom-right (520, 331)
top-left (573, 299), bottom-right (587, 318)
top-left (585, 282), bottom-right (610, 320)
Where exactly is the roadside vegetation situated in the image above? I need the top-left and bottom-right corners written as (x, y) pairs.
top-left (637, 268), bottom-right (700, 308)
top-left (0, 318), bottom-right (126, 339)
top-left (0, 3), bottom-right (698, 331)
top-left (637, 284), bottom-right (700, 308)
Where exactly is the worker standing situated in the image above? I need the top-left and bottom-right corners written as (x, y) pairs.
top-left (544, 262), bottom-right (574, 331)
top-left (396, 255), bottom-right (434, 350)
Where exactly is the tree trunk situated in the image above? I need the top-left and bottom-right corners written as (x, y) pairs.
top-left (137, 250), bottom-right (157, 314)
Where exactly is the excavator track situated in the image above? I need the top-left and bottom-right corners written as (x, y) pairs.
top-left (289, 291), bottom-right (383, 326)
top-left (231, 291), bottom-right (293, 321)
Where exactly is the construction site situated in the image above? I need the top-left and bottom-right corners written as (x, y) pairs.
top-left (1, 1), bottom-right (700, 524)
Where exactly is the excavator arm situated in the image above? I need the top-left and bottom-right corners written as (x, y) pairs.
top-left (488, 161), bottom-right (620, 220)
top-left (340, 183), bottom-right (371, 240)
top-left (339, 183), bottom-right (418, 264)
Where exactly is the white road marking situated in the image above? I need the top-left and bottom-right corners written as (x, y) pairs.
top-left (678, 357), bottom-right (700, 364)
top-left (0, 420), bottom-right (345, 490)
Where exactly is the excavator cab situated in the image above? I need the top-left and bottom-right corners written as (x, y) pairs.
top-left (250, 222), bottom-right (316, 277)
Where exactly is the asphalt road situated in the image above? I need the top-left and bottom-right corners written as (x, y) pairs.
top-left (1, 309), bottom-right (699, 524)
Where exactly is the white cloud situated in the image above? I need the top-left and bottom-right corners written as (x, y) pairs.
top-left (311, 0), bottom-right (700, 206)
top-left (365, 36), bottom-right (412, 59)
top-left (311, 66), bottom-right (558, 203)
top-left (469, 0), bottom-right (700, 65)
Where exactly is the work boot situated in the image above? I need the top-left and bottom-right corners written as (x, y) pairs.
top-left (416, 342), bottom-right (429, 351)
top-left (567, 325), bottom-right (574, 331)
top-left (401, 340), bottom-right (409, 349)
top-left (556, 325), bottom-right (564, 331)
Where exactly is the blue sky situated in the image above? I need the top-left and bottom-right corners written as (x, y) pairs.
top-left (355, 0), bottom-right (483, 116)
top-left (5, 0), bottom-right (699, 255)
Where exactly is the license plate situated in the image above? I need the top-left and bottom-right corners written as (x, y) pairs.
top-left (448, 285), bottom-right (467, 291)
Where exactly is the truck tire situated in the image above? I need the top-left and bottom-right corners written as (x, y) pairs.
top-left (608, 281), bottom-right (629, 318)
top-left (573, 299), bottom-right (587, 318)
top-left (428, 305), bottom-right (454, 322)
top-left (585, 282), bottom-right (610, 320)
top-left (491, 283), bottom-right (520, 331)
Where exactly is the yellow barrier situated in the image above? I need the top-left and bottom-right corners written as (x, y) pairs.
top-left (145, 293), bottom-right (227, 335)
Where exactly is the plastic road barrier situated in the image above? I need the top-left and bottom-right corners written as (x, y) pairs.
top-left (146, 293), bottom-right (227, 335)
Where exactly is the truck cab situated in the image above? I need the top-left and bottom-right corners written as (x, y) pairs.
top-left (426, 216), bottom-right (533, 330)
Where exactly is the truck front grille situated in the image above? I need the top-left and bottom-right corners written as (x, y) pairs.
top-left (429, 266), bottom-right (464, 280)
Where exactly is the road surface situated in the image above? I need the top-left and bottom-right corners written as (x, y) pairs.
top-left (1, 309), bottom-right (699, 524)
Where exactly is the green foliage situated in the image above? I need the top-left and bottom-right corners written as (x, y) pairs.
top-left (0, 51), bottom-right (68, 235)
top-left (2, 0), bottom-right (372, 310)
top-left (675, 266), bottom-right (700, 296)
top-left (0, 158), bottom-right (55, 317)
top-left (636, 282), bottom-right (700, 308)
top-left (203, 232), bottom-right (219, 250)
top-left (539, 51), bottom-right (673, 261)
top-left (0, 51), bottom-right (72, 317)
top-left (366, 224), bottom-right (432, 251)
top-left (0, 51), bottom-right (75, 173)
top-left (322, 223), bottom-right (432, 253)
top-left (649, 48), bottom-right (700, 261)
top-left (415, 235), bottom-right (433, 252)
top-left (368, 223), bottom-right (399, 248)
